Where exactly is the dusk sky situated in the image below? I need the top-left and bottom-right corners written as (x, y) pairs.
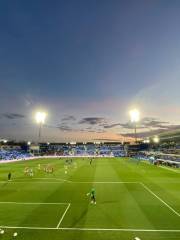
top-left (1, 0), bottom-right (180, 142)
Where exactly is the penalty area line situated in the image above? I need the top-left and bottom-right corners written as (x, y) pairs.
top-left (72, 181), bottom-right (140, 184)
top-left (33, 178), bottom-right (72, 182)
top-left (0, 226), bottom-right (180, 232)
top-left (0, 180), bottom-right (140, 184)
top-left (59, 227), bottom-right (180, 232)
top-left (0, 201), bottom-right (69, 205)
top-left (140, 182), bottom-right (180, 217)
top-left (56, 203), bottom-right (71, 228)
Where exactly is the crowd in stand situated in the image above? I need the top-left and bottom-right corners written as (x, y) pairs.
top-left (134, 151), bottom-right (180, 168)
top-left (0, 149), bottom-right (31, 161)
top-left (0, 145), bottom-right (180, 169)
top-left (41, 144), bottom-right (126, 157)
top-left (0, 144), bottom-right (126, 161)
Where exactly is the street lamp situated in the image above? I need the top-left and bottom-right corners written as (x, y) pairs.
top-left (35, 111), bottom-right (46, 143)
top-left (129, 109), bottom-right (140, 143)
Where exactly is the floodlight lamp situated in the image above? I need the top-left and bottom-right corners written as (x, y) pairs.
top-left (143, 138), bottom-right (150, 144)
top-left (129, 109), bottom-right (140, 123)
top-left (35, 112), bottom-right (46, 124)
top-left (153, 136), bottom-right (159, 143)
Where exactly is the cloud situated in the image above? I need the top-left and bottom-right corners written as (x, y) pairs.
top-left (58, 125), bottom-right (73, 132)
top-left (44, 115), bottom-right (76, 132)
top-left (57, 125), bottom-right (106, 134)
top-left (162, 124), bottom-right (180, 133)
top-left (115, 117), bottom-right (177, 138)
top-left (2, 113), bottom-right (26, 120)
top-left (110, 117), bottom-right (170, 131)
top-left (86, 129), bottom-right (106, 133)
top-left (103, 123), bottom-right (122, 129)
top-left (121, 124), bottom-right (180, 138)
top-left (140, 117), bottom-right (168, 128)
top-left (44, 124), bottom-right (57, 129)
top-left (119, 122), bottom-right (138, 129)
top-left (61, 115), bottom-right (76, 122)
top-left (121, 129), bottom-right (164, 138)
top-left (79, 117), bottom-right (106, 125)
top-left (109, 122), bottom-right (145, 130)
top-left (46, 116), bottom-right (175, 139)
top-left (93, 138), bottom-right (122, 142)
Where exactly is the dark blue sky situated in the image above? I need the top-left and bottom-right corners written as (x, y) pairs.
top-left (1, 0), bottom-right (180, 142)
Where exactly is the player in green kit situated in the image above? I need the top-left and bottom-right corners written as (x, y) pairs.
top-left (86, 188), bottom-right (96, 204)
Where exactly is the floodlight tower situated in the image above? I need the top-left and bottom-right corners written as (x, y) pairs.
top-left (129, 109), bottom-right (140, 143)
top-left (35, 112), bottom-right (46, 143)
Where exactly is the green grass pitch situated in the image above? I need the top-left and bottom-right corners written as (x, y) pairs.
top-left (0, 157), bottom-right (179, 240)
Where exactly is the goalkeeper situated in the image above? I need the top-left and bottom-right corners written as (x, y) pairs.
top-left (87, 188), bottom-right (96, 204)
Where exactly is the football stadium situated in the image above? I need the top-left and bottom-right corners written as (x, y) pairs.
top-left (0, 1), bottom-right (180, 240)
top-left (0, 140), bottom-right (179, 240)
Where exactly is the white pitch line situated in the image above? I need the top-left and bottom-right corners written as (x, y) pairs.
top-left (159, 166), bottom-right (180, 173)
top-left (31, 179), bottom-right (139, 184)
top-left (34, 178), bottom-right (72, 182)
top-left (58, 227), bottom-right (180, 232)
top-left (3, 180), bottom-right (180, 185)
top-left (59, 227), bottom-right (180, 232)
top-left (0, 201), bottom-right (69, 205)
top-left (0, 225), bottom-right (180, 232)
top-left (72, 181), bottom-right (140, 184)
top-left (0, 225), bottom-right (55, 230)
top-left (140, 182), bottom-right (180, 217)
top-left (0, 181), bottom-right (68, 184)
top-left (0, 181), bottom-right (140, 184)
top-left (56, 203), bottom-right (71, 228)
